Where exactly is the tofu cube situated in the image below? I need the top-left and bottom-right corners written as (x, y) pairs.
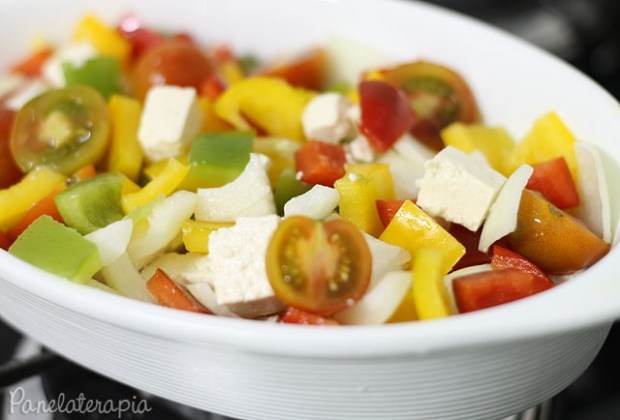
top-left (302, 93), bottom-right (356, 143)
top-left (416, 146), bottom-right (506, 232)
top-left (208, 215), bottom-right (285, 317)
top-left (138, 86), bottom-right (203, 162)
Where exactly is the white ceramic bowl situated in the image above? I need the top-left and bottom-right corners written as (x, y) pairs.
top-left (2, 0), bottom-right (620, 419)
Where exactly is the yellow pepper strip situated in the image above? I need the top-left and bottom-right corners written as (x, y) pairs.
top-left (514, 112), bottom-right (578, 180)
top-left (215, 77), bottom-right (315, 141)
top-left (182, 220), bottom-right (233, 253)
top-left (388, 281), bottom-right (419, 323)
top-left (219, 59), bottom-right (244, 85)
top-left (197, 97), bottom-right (234, 133)
top-left (253, 137), bottom-right (300, 186)
top-left (0, 169), bottom-right (66, 231)
top-left (105, 95), bottom-right (144, 181)
top-left (122, 159), bottom-right (189, 214)
top-left (441, 123), bottom-right (516, 176)
top-left (121, 176), bottom-right (141, 195)
top-left (379, 200), bottom-right (465, 274)
top-left (73, 15), bottom-right (131, 62)
top-left (335, 163), bottom-right (395, 237)
top-left (412, 248), bottom-right (452, 320)
top-left (144, 155), bottom-right (189, 180)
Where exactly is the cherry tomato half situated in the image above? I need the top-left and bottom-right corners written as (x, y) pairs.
top-left (380, 61), bottom-right (480, 150)
top-left (266, 216), bottom-right (371, 316)
top-left (10, 85), bottom-right (109, 176)
top-left (133, 40), bottom-right (214, 100)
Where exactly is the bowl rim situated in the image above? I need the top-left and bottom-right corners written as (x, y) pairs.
top-left (1, 0), bottom-right (620, 358)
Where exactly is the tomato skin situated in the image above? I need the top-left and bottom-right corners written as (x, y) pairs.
top-left (0, 109), bottom-right (23, 189)
top-left (380, 61), bottom-right (480, 150)
top-left (117, 14), bottom-right (165, 60)
top-left (262, 48), bottom-right (327, 91)
top-left (453, 268), bottom-right (553, 313)
top-left (266, 216), bottom-right (372, 316)
top-left (491, 245), bottom-right (551, 284)
top-left (295, 141), bottom-right (346, 187)
top-left (359, 80), bottom-right (415, 152)
top-left (133, 40), bottom-right (213, 100)
top-left (526, 157), bottom-right (579, 209)
top-left (281, 307), bottom-right (339, 325)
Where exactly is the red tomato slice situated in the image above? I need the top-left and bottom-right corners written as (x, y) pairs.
top-left (117, 14), bottom-right (165, 60)
top-left (295, 140), bottom-right (346, 187)
top-left (453, 268), bottom-right (554, 313)
top-left (380, 61), bottom-right (480, 150)
top-left (266, 216), bottom-right (372, 316)
top-left (11, 48), bottom-right (53, 77)
top-left (449, 224), bottom-right (492, 271)
top-left (525, 157), bottom-right (579, 209)
top-left (282, 307), bottom-right (339, 325)
top-left (359, 80), bottom-right (415, 152)
top-left (262, 48), bottom-right (327, 91)
top-left (0, 109), bottom-right (22, 189)
top-left (491, 245), bottom-right (552, 284)
top-left (147, 269), bottom-right (208, 314)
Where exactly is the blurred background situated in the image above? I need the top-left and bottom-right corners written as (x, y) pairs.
top-left (2, 0), bottom-right (620, 419)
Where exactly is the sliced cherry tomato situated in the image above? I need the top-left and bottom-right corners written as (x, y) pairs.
top-left (453, 268), bottom-right (553, 313)
top-left (117, 14), bottom-right (165, 60)
top-left (11, 48), bottom-right (53, 77)
top-left (449, 224), bottom-right (492, 271)
top-left (147, 269), bottom-right (208, 314)
top-left (359, 80), bottom-right (415, 152)
top-left (0, 109), bottom-right (23, 188)
top-left (262, 48), bottom-right (327, 91)
top-left (0, 230), bottom-right (12, 251)
top-left (266, 216), bottom-right (372, 316)
top-left (281, 307), bottom-right (339, 326)
top-left (10, 85), bottom-right (109, 176)
top-left (376, 199), bottom-right (419, 227)
top-left (526, 156), bottom-right (579, 209)
top-left (133, 40), bottom-right (214, 100)
top-left (491, 245), bottom-right (551, 284)
top-left (380, 61), bottom-right (480, 150)
top-left (508, 190), bottom-right (610, 274)
top-left (295, 140), bottom-right (346, 187)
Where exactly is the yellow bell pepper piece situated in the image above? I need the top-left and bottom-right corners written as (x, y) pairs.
top-left (0, 169), bottom-right (66, 231)
top-left (388, 283), bottom-right (419, 323)
top-left (105, 95), bottom-right (143, 181)
top-left (441, 123), bottom-right (516, 176)
top-left (122, 159), bottom-right (189, 213)
top-left (197, 97), bottom-right (233, 133)
top-left (335, 163), bottom-right (395, 237)
top-left (253, 137), bottom-right (300, 186)
top-left (144, 155), bottom-right (189, 180)
top-left (182, 220), bottom-right (233, 253)
top-left (74, 15), bottom-right (130, 62)
top-left (219, 59), bottom-right (244, 85)
top-left (379, 200), bottom-right (465, 274)
top-left (412, 249), bottom-right (452, 320)
top-left (215, 77), bottom-right (315, 141)
top-left (514, 112), bottom-right (578, 180)
top-left (121, 176), bottom-right (141, 195)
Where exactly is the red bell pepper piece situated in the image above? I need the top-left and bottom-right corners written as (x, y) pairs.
top-left (11, 48), bottom-right (53, 77)
top-left (262, 48), bottom-right (327, 91)
top-left (282, 307), bottom-right (339, 326)
top-left (450, 224), bottom-right (492, 271)
top-left (0, 230), bottom-right (12, 251)
top-left (295, 140), bottom-right (346, 187)
top-left (147, 269), bottom-right (208, 314)
top-left (526, 157), bottom-right (579, 209)
top-left (491, 245), bottom-right (552, 284)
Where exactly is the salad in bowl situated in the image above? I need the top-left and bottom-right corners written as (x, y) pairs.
top-left (0, 12), bottom-right (612, 326)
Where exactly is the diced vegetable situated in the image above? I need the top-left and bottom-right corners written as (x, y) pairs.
top-left (363, 232), bottom-right (411, 285)
top-left (253, 137), bottom-right (300, 186)
top-left (181, 219), bottom-right (233, 254)
top-left (147, 269), bottom-right (207, 313)
top-left (0, 109), bottom-right (22, 189)
top-left (104, 95), bottom-right (144, 182)
top-left (74, 15), bottom-right (131, 62)
top-left (376, 199), bottom-right (409, 227)
top-left (295, 140), bottom-right (346, 187)
top-left (261, 48), bottom-right (328, 91)
top-left (491, 245), bottom-right (551, 284)
top-left (84, 218), bottom-right (133, 266)
top-left (9, 215), bottom-right (102, 284)
top-left (11, 47), bottom-right (53, 77)
top-left (449, 224), bottom-right (491, 271)
top-left (0, 168), bottom-right (66, 231)
top-left (283, 184), bottom-right (340, 220)
top-left (100, 252), bottom-right (155, 303)
top-left (0, 230), bottom-right (12, 251)
top-left (8, 183), bottom-right (66, 239)
top-left (63, 57), bottom-right (122, 99)
top-left (273, 167), bottom-right (312, 215)
top-left (412, 249), bottom-right (451, 320)
top-left (526, 157), bottom-right (579, 209)
top-left (55, 173), bottom-right (125, 235)
top-left (379, 200), bottom-right (465, 274)
top-left (282, 307), bottom-right (339, 325)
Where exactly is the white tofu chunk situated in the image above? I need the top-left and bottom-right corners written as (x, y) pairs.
top-left (284, 185), bottom-right (339, 220)
top-left (302, 93), bottom-right (356, 143)
top-left (416, 146), bottom-right (506, 232)
top-left (5, 79), bottom-right (48, 111)
top-left (42, 42), bottom-right (98, 87)
top-left (195, 154), bottom-right (276, 222)
top-left (208, 215), bottom-right (285, 317)
top-left (137, 85), bottom-right (203, 162)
